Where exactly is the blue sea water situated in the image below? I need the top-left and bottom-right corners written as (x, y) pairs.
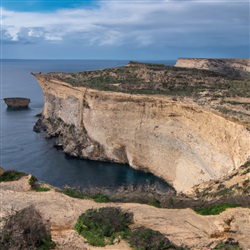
top-left (0, 59), bottom-right (175, 189)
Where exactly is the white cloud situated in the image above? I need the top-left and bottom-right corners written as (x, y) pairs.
top-left (1, 1), bottom-right (249, 51)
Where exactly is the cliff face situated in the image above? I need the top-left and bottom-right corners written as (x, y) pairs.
top-left (175, 58), bottom-right (250, 73)
top-left (34, 75), bottom-right (250, 193)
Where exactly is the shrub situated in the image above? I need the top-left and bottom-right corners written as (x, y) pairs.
top-left (0, 170), bottom-right (27, 182)
top-left (195, 204), bottom-right (241, 215)
top-left (213, 240), bottom-right (241, 250)
top-left (75, 207), bottom-right (133, 246)
top-left (58, 187), bottom-right (110, 203)
top-left (0, 206), bottom-right (56, 249)
top-left (29, 175), bottom-right (40, 190)
top-left (89, 193), bottom-right (110, 203)
top-left (148, 197), bottom-right (161, 208)
top-left (58, 187), bottom-right (84, 199)
top-left (128, 226), bottom-right (180, 250)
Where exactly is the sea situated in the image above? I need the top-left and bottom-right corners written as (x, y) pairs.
top-left (0, 59), bottom-right (176, 190)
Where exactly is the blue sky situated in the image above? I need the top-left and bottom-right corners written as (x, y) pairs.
top-left (1, 0), bottom-right (249, 60)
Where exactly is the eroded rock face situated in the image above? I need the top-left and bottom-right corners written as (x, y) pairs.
top-left (34, 75), bottom-right (250, 193)
top-left (175, 58), bottom-right (250, 73)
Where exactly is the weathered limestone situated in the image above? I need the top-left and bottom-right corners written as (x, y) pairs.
top-left (34, 75), bottom-right (250, 193)
top-left (175, 58), bottom-right (250, 73)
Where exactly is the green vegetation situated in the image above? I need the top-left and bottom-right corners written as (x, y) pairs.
top-left (37, 235), bottom-right (56, 250)
top-left (213, 241), bottom-right (241, 250)
top-left (29, 175), bottom-right (51, 192)
top-left (58, 187), bottom-right (110, 203)
top-left (36, 187), bottom-right (51, 192)
top-left (51, 62), bottom-right (249, 99)
top-left (195, 204), bottom-right (241, 215)
top-left (1, 206), bottom-right (56, 249)
top-left (75, 207), bottom-right (133, 246)
top-left (29, 175), bottom-right (43, 192)
top-left (128, 226), bottom-right (182, 250)
top-left (58, 187), bottom-right (84, 198)
top-left (0, 170), bottom-right (27, 182)
top-left (241, 160), bottom-right (250, 169)
top-left (148, 197), bottom-right (161, 208)
top-left (75, 208), bottom-right (184, 249)
top-left (68, 124), bottom-right (75, 133)
top-left (29, 175), bottom-right (38, 187)
top-left (47, 117), bottom-right (56, 124)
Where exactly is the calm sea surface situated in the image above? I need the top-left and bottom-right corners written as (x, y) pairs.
top-left (1, 59), bottom-right (175, 189)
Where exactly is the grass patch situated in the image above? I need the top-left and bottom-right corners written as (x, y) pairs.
top-left (0, 170), bottom-right (27, 182)
top-left (75, 207), bottom-right (133, 246)
top-left (195, 204), bottom-right (241, 215)
top-left (36, 187), bottom-right (50, 192)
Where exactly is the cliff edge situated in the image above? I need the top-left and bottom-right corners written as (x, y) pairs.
top-left (33, 62), bottom-right (250, 193)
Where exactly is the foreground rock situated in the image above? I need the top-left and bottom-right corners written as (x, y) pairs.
top-left (33, 62), bottom-right (250, 193)
top-left (0, 177), bottom-right (249, 250)
top-left (3, 97), bottom-right (30, 109)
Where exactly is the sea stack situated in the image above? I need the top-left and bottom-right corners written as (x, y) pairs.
top-left (4, 97), bottom-right (30, 109)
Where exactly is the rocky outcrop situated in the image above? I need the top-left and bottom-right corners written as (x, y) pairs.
top-left (3, 97), bottom-right (30, 108)
top-left (33, 74), bottom-right (250, 193)
top-left (1, 177), bottom-right (250, 250)
top-left (175, 58), bottom-right (250, 74)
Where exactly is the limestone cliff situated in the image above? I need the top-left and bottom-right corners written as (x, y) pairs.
top-left (33, 70), bottom-right (250, 193)
top-left (175, 58), bottom-right (250, 74)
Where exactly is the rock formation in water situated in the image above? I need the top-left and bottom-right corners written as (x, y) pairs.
top-left (4, 97), bottom-right (30, 109)
top-left (32, 61), bottom-right (250, 193)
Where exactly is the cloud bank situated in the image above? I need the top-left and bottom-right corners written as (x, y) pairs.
top-left (1, 1), bottom-right (249, 59)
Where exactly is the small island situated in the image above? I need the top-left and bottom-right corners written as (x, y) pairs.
top-left (4, 97), bottom-right (30, 109)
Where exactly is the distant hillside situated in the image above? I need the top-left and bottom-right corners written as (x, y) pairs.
top-left (175, 58), bottom-right (250, 74)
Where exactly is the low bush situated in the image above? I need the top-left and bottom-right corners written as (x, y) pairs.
top-left (128, 226), bottom-right (181, 250)
top-left (75, 207), bottom-right (133, 246)
top-left (148, 197), bottom-right (161, 208)
top-left (1, 206), bottom-right (56, 249)
top-left (58, 187), bottom-right (84, 199)
top-left (29, 175), bottom-right (41, 190)
top-left (89, 193), bottom-right (110, 203)
top-left (195, 204), bottom-right (241, 215)
top-left (0, 170), bottom-right (27, 182)
top-left (58, 187), bottom-right (110, 203)
top-left (213, 240), bottom-right (241, 250)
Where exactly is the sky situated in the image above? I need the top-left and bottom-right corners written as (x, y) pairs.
top-left (0, 0), bottom-right (249, 60)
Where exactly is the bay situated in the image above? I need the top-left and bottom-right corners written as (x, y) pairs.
top-left (0, 59), bottom-right (175, 190)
